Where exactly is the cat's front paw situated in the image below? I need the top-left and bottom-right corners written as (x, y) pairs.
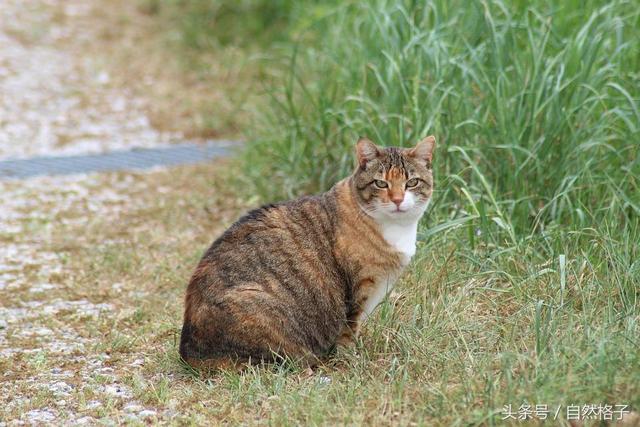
top-left (335, 325), bottom-right (358, 348)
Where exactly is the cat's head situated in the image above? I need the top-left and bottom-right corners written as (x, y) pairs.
top-left (352, 136), bottom-right (435, 222)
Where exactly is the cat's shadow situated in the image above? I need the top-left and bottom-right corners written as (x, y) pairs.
top-left (176, 340), bottom-right (365, 380)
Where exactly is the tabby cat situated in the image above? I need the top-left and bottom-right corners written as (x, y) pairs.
top-left (180, 136), bottom-right (436, 369)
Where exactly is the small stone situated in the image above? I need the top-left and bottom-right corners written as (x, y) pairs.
top-left (125, 414), bottom-right (140, 423)
top-left (318, 376), bottom-right (332, 385)
top-left (29, 283), bottom-right (57, 293)
top-left (85, 400), bottom-right (102, 410)
top-left (124, 404), bottom-right (143, 413)
top-left (129, 358), bottom-right (144, 367)
top-left (139, 410), bottom-right (157, 418)
top-left (33, 327), bottom-right (54, 336)
top-left (101, 384), bottom-right (132, 398)
top-left (97, 71), bottom-right (110, 85)
top-left (24, 409), bottom-right (56, 422)
top-left (47, 381), bottom-right (73, 396)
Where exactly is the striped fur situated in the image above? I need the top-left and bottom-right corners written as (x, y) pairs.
top-left (180, 136), bottom-right (436, 369)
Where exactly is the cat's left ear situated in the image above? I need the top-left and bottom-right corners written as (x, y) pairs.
top-left (406, 136), bottom-right (436, 166)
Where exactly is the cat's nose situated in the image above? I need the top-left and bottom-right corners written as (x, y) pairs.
top-left (391, 194), bottom-right (404, 207)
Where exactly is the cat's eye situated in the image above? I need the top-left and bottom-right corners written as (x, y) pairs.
top-left (406, 178), bottom-right (420, 188)
top-left (374, 180), bottom-right (388, 189)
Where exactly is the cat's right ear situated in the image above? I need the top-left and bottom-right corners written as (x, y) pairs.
top-left (356, 137), bottom-right (380, 168)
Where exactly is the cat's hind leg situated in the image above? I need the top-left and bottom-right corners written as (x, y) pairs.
top-left (179, 299), bottom-right (320, 371)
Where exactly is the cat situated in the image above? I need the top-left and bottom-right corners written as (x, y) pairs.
top-left (179, 136), bottom-right (436, 369)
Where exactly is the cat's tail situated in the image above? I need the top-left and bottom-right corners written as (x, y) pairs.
top-left (179, 321), bottom-right (243, 371)
top-left (179, 321), bottom-right (321, 372)
top-left (179, 267), bottom-right (321, 371)
top-left (180, 355), bottom-right (245, 372)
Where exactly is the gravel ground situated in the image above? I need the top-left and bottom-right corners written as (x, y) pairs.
top-left (0, 0), bottom-right (181, 161)
top-left (0, 173), bottom-right (168, 425)
top-left (0, 1), bottom-right (199, 424)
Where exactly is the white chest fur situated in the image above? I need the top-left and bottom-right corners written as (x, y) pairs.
top-left (359, 217), bottom-right (420, 320)
top-left (378, 220), bottom-right (419, 266)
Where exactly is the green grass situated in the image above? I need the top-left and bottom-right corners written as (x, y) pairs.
top-left (233, 0), bottom-right (640, 424)
top-left (139, 0), bottom-right (338, 49)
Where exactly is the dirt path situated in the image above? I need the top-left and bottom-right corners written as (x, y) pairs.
top-left (0, 1), bottom-right (236, 424)
top-left (1, 174), bottom-right (159, 424)
top-left (0, 0), bottom-right (182, 160)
